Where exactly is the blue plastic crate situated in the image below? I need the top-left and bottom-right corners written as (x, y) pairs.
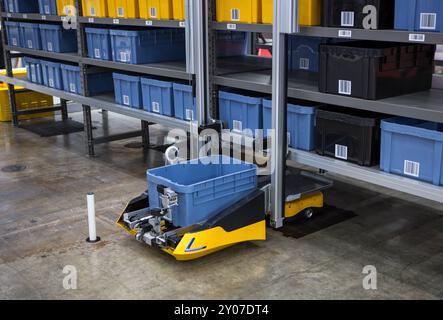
top-left (5, 21), bottom-right (21, 47)
top-left (40, 60), bottom-right (63, 89)
top-left (110, 29), bottom-right (186, 64)
top-left (381, 117), bottom-right (443, 186)
top-left (141, 78), bottom-right (174, 117)
top-left (147, 155), bottom-right (258, 227)
top-left (23, 57), bottom-right (43, 84)
top-left (113, 73), bottom-right (142, 109)
top-left (60, 64), bottom-right (113, 95)
top-left (39, 24), bottom-right (77, 53)
top-left (219, 91), bottom-right (263, 137)
top-left (217, 31), bottom-right (248, 57)
top-left (38, 0), bottom-right (57, 15)
top-left (395, 0), bottom-right (443, 32)
top-left (4, 0), bottom-right (39, 13)
top-left (19, 23), bottom-right (41, 50)
top-left (173, 83), bottom-right (196, 121)
top-left (85, 28), bottom-right (112, 60)
top-left (263, 99), bottom-right (317, 151)
top-left (289, 36), bottom-right (324, 72)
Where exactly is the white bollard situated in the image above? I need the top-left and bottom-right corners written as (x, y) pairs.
top-left (86, 192), bottom-right (100, 243)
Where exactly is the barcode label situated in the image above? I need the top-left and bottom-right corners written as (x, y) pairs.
top-left (338, 80), bottom-right (352, 95)
top-left (231, 8), bottom-right (240, 21)
top-left (409, 33), bottom-right (426, 42)
top-left (90, 6), bottom-right (96, 17)
top-left (185, 109), bottom-right (194, 121)
top-left (152, 102), bottom-right (160, 113)
top-left (27, 40), bottom-right (33, 49)
top-left (42, 15), bottom-right (47, 20)
top-left (12, 38), bottom-right (17, 46)
top-left (117, 7), bottom-right (124, 17)
top-left (338, 29), bottom-right (352, 38)
top-left (69, 83), bottom-right (76, 93)
top-left (227, 23), bottom-right (237, 30)
top-left (233, 120), bottom-right (242, 132)
top-left (47, 42), bottom-right (53, 52)
top-left (420, 13), bottom-right (437, 30)
top-left (23, 14), bottom-right (28, 19)
top-left (335, 144), bottom-right (348, 160)
top-left (341, 11), bottom-right (355, 27)
top-left (49, 79), bottom-right (54, 88)
top-left (120, 51), bottom-right (130, 62)
top-left (179, 21), bottom-right (186, 27)
top-left (146, 20), bottom-right (153, 26)
top-left (299, 58), bottom-right (310, 70)
top-left (123, 95), bottom-right (130, 106)
top-left (113, 19), bottom-right (120, 24)
top-left (150, 7), bottom-right (157, 18)
top-left (44, 5), bottom-right (50, 14)
top-left (404, 160), bottom-right (420, 177)
top-left (88, 18), bottom-right (95, 23)
top-left (94, 48), bottom-right (101, 58)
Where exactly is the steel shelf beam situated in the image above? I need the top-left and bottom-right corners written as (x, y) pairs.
top-left (5, 46), bottom-right (81, 63)
top-left (288, 149), bottom-right (443, 204)
top-left (78, 16), bottom-right (185, 28)
top-left (212, 22), bottom-right (272, 33)
top-left (1, 12), bottom-right (67, 22)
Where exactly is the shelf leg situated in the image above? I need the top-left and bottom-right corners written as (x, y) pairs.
top-left (61, 99), bottom-right (69, 122)
top-left (141, 120), bottom-right (150, 150)
top-left (82, 105), bottom-right (95, 157)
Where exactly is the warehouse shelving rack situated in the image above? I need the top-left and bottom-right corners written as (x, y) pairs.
top-left (0, 0), bottom-right (207, 157)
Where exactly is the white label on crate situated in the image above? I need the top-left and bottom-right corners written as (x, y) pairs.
top-left (338, 80), bottom-right (352, 95)
top-left (69, 83), bottom-right (76, 93)
top-left (12, 38), bottom-right (17, 46)
top-left (30, 65), bottom-right (36, 82)
top-left (335, 144), bottom-right (348, 160)
top-left (113, 19), bottom-right (120, 24)
top-left (123, 95), bottom-right (130, 106)
top-left (299, 58), bottom-right (310, 70)
top-left (120, 51), bottom-right (130, 62)
top-left (233, 120), bottom-right (243, 132)
top-left (341, 11), bottom-right (355, 27)
top-left (338, 29), bottom-right (352, 38)
top-left (146, 20), bottom-right (153, 26)
top-left (117, 7), bottom-right (124, 17)
top-left (185, 109), bottom-right (194, 121)
top-left (44, 5), bottom-right (50, 15)
top-left (227, 23), bottom-right (237, 30)
top-left (27, 40), bottom-right (33, 49)
top-left (152, 102), bottom-right (160, 113)
top-left (47, 42), bottom-right (53, 52)
top-left (41, 15), bottom-right (47, 20)
top-left (179, 21), bottom-right (186, 28)
top-left (420, 13), bottom-right (437, 30)
top-left (404, 160), bottom-right (420, 177)
top-left (90, 7), bottom-right (96, 17)
top-left (287, 132), bottom-right (291, 147)
top-left (409, 33), bottom-right (426, 42)
top-left (49, 79), bottom-right (54, 88)
top-left (88, 17), bottom-right (95, 23)
top-left (64, 6), bottom-right (69, 15)
top-left (94, 48), bottom-right (101, 58)
top-left (150, 7), bottom-right (157, 18)
top-left (231, 8), bottom-right (240, 21)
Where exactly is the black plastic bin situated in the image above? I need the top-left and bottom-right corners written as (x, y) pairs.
top-left (315, 107), bottom-right (387, 167)
top-left (319, 41), bottom-right (436, 100)
top-left (322, 0), bottom-right (395, 29)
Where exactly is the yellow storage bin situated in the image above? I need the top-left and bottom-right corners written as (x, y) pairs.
top-left (139, 0), bottom-right (173, 20)
top-left (261, 0), bottom-right (321, 26)
top-left (0, 68), bottom-right (27, 89)
top-left (0, 88), bottom-right (54, 122)
top-left (82, 0), bottom-right (108, 17)
top-left (107, 0), bottom-right (140, 18)
top-left (216, 0), bottom-right (262, 24)
top-left (172, 0), bottom-right (185, 20)
top-left (57, 0), bottom-right (76, 16)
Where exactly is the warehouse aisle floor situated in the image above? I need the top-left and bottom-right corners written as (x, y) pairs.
top-left (1, 109), bottom-right (443, 300)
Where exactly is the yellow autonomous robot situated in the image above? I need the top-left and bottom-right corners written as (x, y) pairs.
top-left (117, 155), bottom-right (332, 261)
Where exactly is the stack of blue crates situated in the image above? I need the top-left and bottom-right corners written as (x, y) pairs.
top-left (38, 0), bottom-right (58, 15)
top-left (219, 91), bottom-right (264, 137)
top-left (141, 78), bottom-right (174, 117)
top-left (110, 29), bottom-right (186, 64)
top-left (19, 23), bottom-right (41, 50)
top-left (380, 117), bottom-right (443, 186)
top-left (289, 36), bottom-right (325, 73)
top-left (40, 60), bottom-right (63, 89)
top-left (39, 24), bottom-right (77, 53)
top-left (60, 64), bottom-right (113, 95)
top-left (262, 99), bottom-right (317, 151)
top-left (23, 57), bottom-right (43, 84)
top-left (395, 0), bottom-right (443, 32)
top-left (4, 0), bottom-right (39, 13)
top-left (113, 73), bottom-right (143, 109)
top-left (85, 28), bottom-right (112, 60)
top-left (5, 21), bottom-right (21, 47)
top-left (147, 155), bottom-right (258, 227)
top-left (173, 83), bottom-right (196, 121)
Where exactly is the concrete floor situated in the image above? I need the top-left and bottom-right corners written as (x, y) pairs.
top-left (1, 109), bottom-right (443, 300)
